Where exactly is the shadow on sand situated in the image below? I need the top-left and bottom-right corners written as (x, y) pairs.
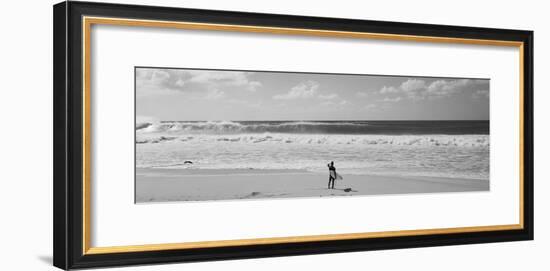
top-left (333, 188), bottom-right (357, 192)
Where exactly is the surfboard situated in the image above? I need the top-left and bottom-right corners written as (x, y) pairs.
top-left (330, 171), bottom-right (343, 180)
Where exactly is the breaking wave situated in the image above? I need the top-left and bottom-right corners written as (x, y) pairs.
top-left (135, 120), bottom-right (490, 179)
top-left (136, 120), bottom-right (489, 135)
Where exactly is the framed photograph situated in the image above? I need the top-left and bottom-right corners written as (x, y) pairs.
top-left (53, 1), bottom-right (533, 269)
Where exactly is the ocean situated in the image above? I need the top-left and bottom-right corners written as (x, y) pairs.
top-left (136, 120), bottom-right (489, 180)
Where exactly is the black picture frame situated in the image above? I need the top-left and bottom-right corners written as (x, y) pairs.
top-left (53, 1), bottom-right (533, 269)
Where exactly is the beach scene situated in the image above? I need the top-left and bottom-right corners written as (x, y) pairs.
top-left (135, 68), bottom-right (490, 203)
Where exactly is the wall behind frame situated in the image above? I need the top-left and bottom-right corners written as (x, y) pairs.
top-left (0, 0), bottom-right (547, 270)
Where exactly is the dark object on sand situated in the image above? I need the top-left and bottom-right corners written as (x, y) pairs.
top-left (183, 161), bottom-right (193, 164)
top-left (344, 188), bottom-right (353, 192)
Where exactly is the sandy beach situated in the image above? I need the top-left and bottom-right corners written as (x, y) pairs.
top-left (135, 168), bottom-right (489, 203)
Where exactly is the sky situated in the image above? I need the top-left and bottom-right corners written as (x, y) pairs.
top-left (135, 67), bottom-right (490, 122)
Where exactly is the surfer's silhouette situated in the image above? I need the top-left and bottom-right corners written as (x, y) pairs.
top-left (327, 161), bottom-right (336, 189)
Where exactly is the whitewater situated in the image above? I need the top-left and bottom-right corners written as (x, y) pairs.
top-left (136, 120), bottom-right (490, 180)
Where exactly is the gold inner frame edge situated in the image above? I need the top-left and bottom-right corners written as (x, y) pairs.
top-left (82, 16), bottom-right (525, 255)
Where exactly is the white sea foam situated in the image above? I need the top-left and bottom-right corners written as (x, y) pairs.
top-left (136, 132), bottom-right (490, 180)
top-left (136, 133), bottom-right (489, 147)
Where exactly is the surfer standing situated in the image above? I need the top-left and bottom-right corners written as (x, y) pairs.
top-left (327, 161), bottom-right (336, 189)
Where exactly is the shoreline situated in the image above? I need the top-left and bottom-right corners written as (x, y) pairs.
top-left (136, 168), bottom-right (489, 203)
top-left (136, 167), bottom-right (488, 181)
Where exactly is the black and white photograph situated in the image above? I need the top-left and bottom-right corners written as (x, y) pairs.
top-left (0, 0), bottom-right (542, 270)
top-left (135, 67), bottom-right (490, 203)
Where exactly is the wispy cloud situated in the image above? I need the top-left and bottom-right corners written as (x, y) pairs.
top-left (136, 68), bottom-right (262, 98)
top-left (379, 78), bottom-right (488, 101)
top-left (382, 97), bottom-right (402, 103)
top-left (379, 86), bottom-right (400, 94)
top-left (401, 79), bottom-right (427, 93)
top-left (320, 100), bottom-right (349, 107)
top-left (136, 68), bottom-right (489, 121)
top-left (204, 89), bottom-right (225, 99)
top-left (472, 89), bottom-right (490, 99)
top-left (319, 93), bottom-right (339, 100)
top-left (273, 80), bottom-right (320, 100)
top-left (186, 70), bottom-right (262, 92)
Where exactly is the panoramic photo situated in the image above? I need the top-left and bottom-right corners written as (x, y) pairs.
top-left (135, 67), bottom-right (490, 203)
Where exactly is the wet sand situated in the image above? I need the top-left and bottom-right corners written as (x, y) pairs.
top-left (135, 168), bottom-right (489, 203)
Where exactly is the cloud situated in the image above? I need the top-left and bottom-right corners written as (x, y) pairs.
top-left (135, 69), bottom-right (175, 96)
top-left (379, 86), bottom-right (400, 94)
top-left (175, 78), bottom-right (186, 87)
top-left (378, 78), bottom-right (488, 101)
top-left (382, 97), bottom-right (402, 103)
top-left (472, 89), bottom-right (490, 99)
top-left (319, 93), bottom-right (339, 100)
top-left (320, 99), bottom-right (348, 107)
top-left (204, 89), bottom-right (225, 99)
top-left (136, 68), bottom-right (262, 97)
top-left (400, 79), bottom-right (427, 92)
top-left (424, 79), bottom-right (472, 99)
top-left (186, 70), bottom-right (262, 92)
top-left (247, 81), bottom-right (263, 91)
top-left (273, 80), bottom-right (319, 100)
